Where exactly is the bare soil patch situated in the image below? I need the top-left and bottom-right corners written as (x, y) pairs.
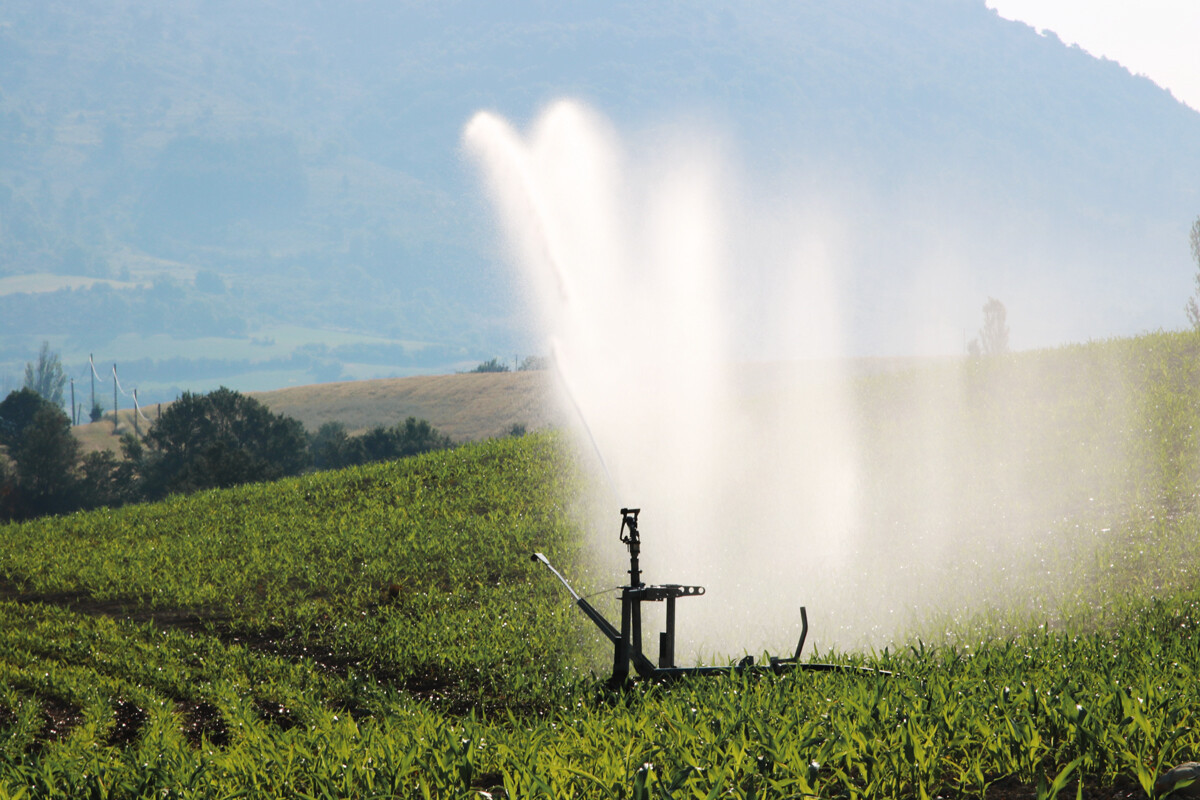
top-left (106, 699), bottom-right (148, 747)
top-left (179, 700), bottom-right (227, 748)
top-left (38, 694), bottom-right (83, 743)
top-left (254, 698), bottom-right (298, 731)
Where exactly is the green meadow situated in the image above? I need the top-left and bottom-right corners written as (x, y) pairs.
top-left (3, 332), bottom-right (1200, 798)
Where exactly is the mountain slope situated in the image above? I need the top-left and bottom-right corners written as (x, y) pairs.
top-left (2, 0), bottom-right (1197, 395)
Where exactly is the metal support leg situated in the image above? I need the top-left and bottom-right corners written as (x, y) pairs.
top-left (659, 595), bottom-right (676, 668)
top-left (614, 588), bottom-right (632, 683)
top-left (630, 589), bottom-right (643, 668)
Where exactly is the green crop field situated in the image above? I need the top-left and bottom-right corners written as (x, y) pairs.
top-left (4, 332), bottom-right (1200, 798)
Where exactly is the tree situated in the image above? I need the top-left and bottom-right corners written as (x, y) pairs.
top-left (344, 417), bottom-right (453, 466)
top-left (23, 341), bottom-right (67, 408)
top-left (518, 355), bottom-right (548, 371)
top-left (314, 416), bottom-right (454, 470)
top-left (140, 387), bottom-right (309, 498)
top-left (391, 416), bottom-right (453, 458)
top-left (0, 388), bottom-right (82, 519)
top-left (8, 404), bottom-right (80, 518)
top-left (76, 450), bottom-right (123, 509)
top-left (968, 297), bottom-right (1009, 356)
top-left (1185, 216), bottom-right (1200, 331)
top-left (352, 425), bottom-right (401, 464)
top-left (472, 357), bottom-right (510, 373)
top-left (0, 388), bottom-right (49, 451)
top-left (0, 457), bottom-right (15, 519)
top-left (308, 421), bottom-right (352, 470)
top-left (76, 434), bottom-right (143, 510)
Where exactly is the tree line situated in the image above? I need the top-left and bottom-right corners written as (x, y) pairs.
top-left (0, 385), bottom-right (456, 522)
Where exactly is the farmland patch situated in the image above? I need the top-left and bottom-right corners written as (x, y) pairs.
top-left (2, 336), bottom-right (1200, 797)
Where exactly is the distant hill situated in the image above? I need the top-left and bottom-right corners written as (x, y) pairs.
top-left (73, 370), bottom-right (565, 454)
top-left (4, 0), bottom-right (1199, 396)
top-left (71, 354), bottom-right (962, 457)
top-left (252, 370), bottom-right (562, 442)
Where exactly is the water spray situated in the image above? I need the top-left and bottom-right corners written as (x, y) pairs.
top-left (548, 339), bottom-right (618, 497)
top-left (468, 101), bottom-right (891, 666)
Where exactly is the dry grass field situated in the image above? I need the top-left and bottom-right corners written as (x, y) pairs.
top-left (69, 358), bottom-right (938, 455)
top-left (73, 370), bottom-right (564, 453)
top-left (253, 370), bottom-right (562, 440)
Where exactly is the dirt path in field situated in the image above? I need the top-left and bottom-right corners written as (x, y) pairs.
top-left (0, 578), bottom-right (480, 713)
top-left (0, 580), bottom-right (227, 632)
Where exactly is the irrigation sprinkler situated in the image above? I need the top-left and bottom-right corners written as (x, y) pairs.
top-left (533, 507), bottom-right (885, 683)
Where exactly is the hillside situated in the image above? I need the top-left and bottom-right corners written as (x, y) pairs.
top-left (252, 370), bottom-right (562, 441)
top-left (72, 369), bottom-right (565, 453)
top-left (2, 0), bottom-right (1199, 400)
top-left (5, 332), bottom-right (1200, 797)
top-left (65, 330), bottom-right (1200, 644)
top-left (69, 356), bottom-right (948, 454)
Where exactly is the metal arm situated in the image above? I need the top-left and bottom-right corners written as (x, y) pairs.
top-left (531, 553), bottom-right (621, 644)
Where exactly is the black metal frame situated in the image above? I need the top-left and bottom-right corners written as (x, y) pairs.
top-left (533, 507), bottom-right (874, 684)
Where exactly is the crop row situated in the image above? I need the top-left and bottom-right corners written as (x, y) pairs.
top-left (1, 590), bottom-right (1199, 797)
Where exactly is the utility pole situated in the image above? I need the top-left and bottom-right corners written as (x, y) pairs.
top-left (70, 378), bottom-right (76, 425)
top-left (113, 364), bottom-right (118, 435)
top-left (132, 388), bottom-right (139, 436)
top-left (90, 353), bottom-right (95, 420)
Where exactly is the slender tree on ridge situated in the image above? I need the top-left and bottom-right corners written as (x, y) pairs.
top-left (968, 297), bottom-right (1010, 357)
top-left (23, 341), bottom-right (67, 408)
top-left (1185, 216), bottom-right (1200, 331)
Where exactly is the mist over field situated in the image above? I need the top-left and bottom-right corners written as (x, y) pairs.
top-left (465, 99), bottom-right (1172, 658)
top-left (1, 1), bottom-right (1199, 402)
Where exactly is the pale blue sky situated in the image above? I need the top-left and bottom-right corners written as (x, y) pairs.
top-left (987, 1), bottom-right (1200, 111)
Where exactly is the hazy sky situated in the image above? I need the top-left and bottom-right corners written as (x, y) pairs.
top-left (987, 1), bottom-right (1200, 112)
